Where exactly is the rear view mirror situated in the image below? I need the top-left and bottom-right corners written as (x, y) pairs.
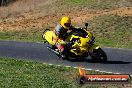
top-left (85, 23), bottom-right (88, 30)
top-left (85, 23), bottom-right (88, 27)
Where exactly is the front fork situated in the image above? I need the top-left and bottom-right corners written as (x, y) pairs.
top-left (88, 44), bottom-right (100, 51)
top-left (88, 44), bottom-right (100, 58)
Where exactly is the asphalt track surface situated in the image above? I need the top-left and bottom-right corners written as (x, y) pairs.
top-left (0, 40), bottom-right (132, 75)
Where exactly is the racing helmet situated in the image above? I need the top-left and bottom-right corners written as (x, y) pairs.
top-left (61, 16), bottom-right (71, 29)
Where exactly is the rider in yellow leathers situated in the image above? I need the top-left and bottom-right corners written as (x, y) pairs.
top-left (54, 16), bottom-right (76, 54)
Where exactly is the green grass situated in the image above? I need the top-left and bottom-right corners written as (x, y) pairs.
top-left (0, 57), bottom-right (131, 88)
top-left (0, 30), bottom-right (43, 42)
top-left (0, 57), bottom-right (76, 88)
top-left (38, 0), bottom-right (132, 16)
top-left (87, 15), bottom-right (132, 48)
top-left (54, 0), bottom-right (132, 10)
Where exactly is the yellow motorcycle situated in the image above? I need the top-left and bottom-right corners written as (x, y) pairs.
top-left (42, 23), bottom-right (107, 62)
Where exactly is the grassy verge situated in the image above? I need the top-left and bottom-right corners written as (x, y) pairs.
top-left (55, 0), bottom-right (132, 10)
top-left (0, 30), bottom-right (43, 42)
top-left (0, 57), bottom-right (76, 88)
top-left (88, 15), bottom-right (132, 48)
top-left (0, 57), bottom-right (131, 88)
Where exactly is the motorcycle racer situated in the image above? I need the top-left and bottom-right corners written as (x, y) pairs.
top-left (43, 21), bottom-right (107, 62)
top-left (54, 16), bottom-right (76, 54)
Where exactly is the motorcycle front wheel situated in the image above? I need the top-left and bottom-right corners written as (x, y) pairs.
top-left (89, 48), bottom-right (107, 63)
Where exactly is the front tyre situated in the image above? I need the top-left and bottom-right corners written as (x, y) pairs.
top-left (89, 48), bottom-right (107, 63)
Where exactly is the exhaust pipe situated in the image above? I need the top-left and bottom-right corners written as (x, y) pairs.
top-left (47, 46), bottom-right (60, 56)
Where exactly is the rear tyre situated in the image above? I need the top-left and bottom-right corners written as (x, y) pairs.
top-left (89, 48), bottom-right (107, 63)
